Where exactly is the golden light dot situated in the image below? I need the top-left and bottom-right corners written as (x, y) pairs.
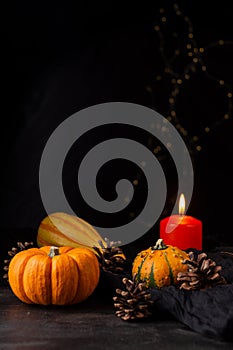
top-left (167, 116), bottom-right (172, 121)
top-left (193, 57), bottom-right (198, 63)
top-left (219, 40), bottom-right (224, 45)
top-left (162, 17), bottom-right (167, 22)
top-left (176, 123), bottom-right (181, 129)
top-left (193, 48), bottom-right (198, 53)
top-left (154, 25), bottom-right (160, 31)
top-left (164, 67), bottom-right (171, 73)
top-left (166, 142), bottom-right (172, 148)
top-left (219, 80), bottom-right (225, 85)
top-left (133, 179), bottom-right (139, 186)
top-left (199, 47), bottom-right (204, 53)
top-left (180, 128), bottom-right (187, 136)
top-left (185, 74), bottom-right (190, 79)
top-left (188, 52), bottom-right (193, 57)
top-left (196, 145), bottom-right (202, 151)
top-left (228, 92), bottom-right (232, 98)
top-left (171, 78), bottom-right (176, 84)
top-left (193, 135), bottom-right (198, 141)
top-left (171, 110), bottom-right (176, 117)
top-left (153, 147), bottom-right (160, 154)
top-left (187, 44), bottom-right (192, 49)
top-left (224, 114), bottom-right (230, 119)
top-left (145, 85), bottom-right (152, 92)
top-left (205, 127), bottom-right (210, 132)
top-left (159, 8), bottom-right (165, 13)
top-left (169, 98), bottom-right (175, 104)
top-left (202, 65), bottom-right (207, 71)
top-left (172, 88), bottom-right (179, 96)
top-left (188, 33), bottom-right (194, 39)
top-left (177, 79), bottom-right (182, 84)
top-left (176, 10), bottom-right (181, 15)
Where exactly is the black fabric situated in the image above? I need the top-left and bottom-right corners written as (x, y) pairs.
top-left (151, 284), bottom-right (233, 342)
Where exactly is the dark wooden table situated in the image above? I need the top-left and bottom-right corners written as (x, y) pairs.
top-left (0, 285), bottom-right (232, 350)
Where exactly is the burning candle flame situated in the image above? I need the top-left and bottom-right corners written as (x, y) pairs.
top-left (179, 193), bottom-right (185, 215)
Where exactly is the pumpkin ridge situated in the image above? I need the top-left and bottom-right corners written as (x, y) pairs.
top-left (67, 249), bottom-right (100, 304)
top-left (164, 252), bottom-right (174, 285)
top-left (22, 250), bottom-right (48, 304)
top-left (24, 254), bottom-right (52, 304)
top-left (51, 253), bottom-right (79, 305)
top-left (19, 254), bottom-right (34, 304)
top-left (149, 262), bottom-right (157, 288)
top-left (136, 256), bottom-right (147, 282)
top-left (69, 258), bottom-right (81, 305)
top-left (8, 251), bottom-right (37, 304)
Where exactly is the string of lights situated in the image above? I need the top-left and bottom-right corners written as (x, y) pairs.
top-left (147, 1), bottom-right (233, 156)
top-left (126, 1), bottom-right (233, 222)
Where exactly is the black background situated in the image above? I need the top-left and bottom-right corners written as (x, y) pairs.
top-left (0, 0), bottom-right (233, 252)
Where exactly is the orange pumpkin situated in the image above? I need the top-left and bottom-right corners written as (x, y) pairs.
top-left (8, 246), bottom-right (100, 305)
top-left (132, 238), bottom-right (189, 288)
top-left (37, 212), bottom-right (107, 254)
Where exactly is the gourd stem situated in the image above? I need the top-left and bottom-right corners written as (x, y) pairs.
top-left (48, 246), bottom-right (60, 258)
top-left (152, 238), bottom-right (167, 250)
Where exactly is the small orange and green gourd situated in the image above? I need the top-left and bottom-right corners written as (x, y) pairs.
top-left (132, 238), bottom-right (189, 288)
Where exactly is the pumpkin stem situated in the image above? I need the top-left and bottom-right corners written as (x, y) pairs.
top-left (48, 246), bottom-right (60, 258)
top-left (152, 239), bottom-right (167, 250)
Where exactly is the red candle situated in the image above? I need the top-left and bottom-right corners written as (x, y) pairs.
top-left (160, 194), bottom-right (202, 250)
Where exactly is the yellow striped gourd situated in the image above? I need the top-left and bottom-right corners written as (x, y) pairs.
top-left (37, 212), bottom-right (107, 254)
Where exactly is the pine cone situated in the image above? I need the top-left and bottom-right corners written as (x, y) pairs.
top-left (113, 274), bottom-right (154, 321)
top-left (94, 238), bottom-right (127, 274)
top-left (3, 241), bottom-right (34, 281)
top-left (177, 251), bottom-right (227, 290)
